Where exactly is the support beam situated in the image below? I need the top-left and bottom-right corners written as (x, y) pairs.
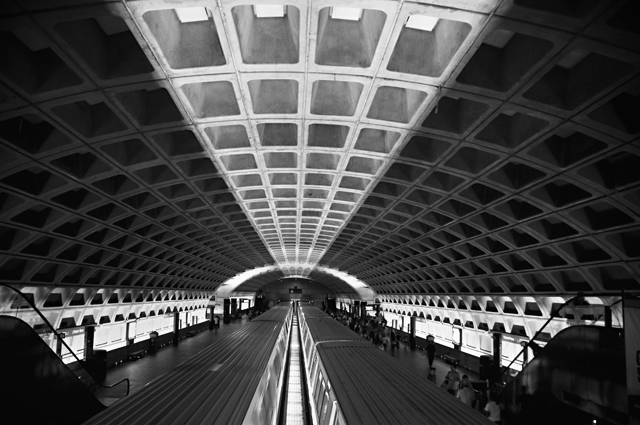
top-left (410, 316), bottom-right (416, 349)
top-left (492, 332), bottom-right (502, 385)
top-left (173, 312), bottom-right (179, 347)
top-left (231, 298), bottom-right (237, 320)
top-left (223, 298), bottom-right (230, 324)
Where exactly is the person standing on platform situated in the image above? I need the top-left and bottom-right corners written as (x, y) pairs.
top-left (445, 365), bottom-right (461, 396)
top-left (426, 338), bottom-right (436, 368)
top-left (457, 375), bottom-right (474, 407)
top-left (390, 330), bottom-right (397, 356)
top-left (484, 392), bottom-right (502, 424)
top-left (427, 367), bottom-right (437, 384)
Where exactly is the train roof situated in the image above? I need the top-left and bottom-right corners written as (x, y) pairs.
top-left (299, 304), bottom-right (329, 318)
top-left (315, 342), bottom-right (492, 425)
top-left (84, 319), bottom-right (288, 425)
top-left (252, 304), bottom-right (291, 322)
top-left (304, 316), bottom-right (368, 344)
top-left (300, 306), bottom-right (372, 343)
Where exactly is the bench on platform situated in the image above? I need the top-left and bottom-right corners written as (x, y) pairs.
top-left (128, 350), bottom-right (145, 361)
top-left (442, 354), bottom-right (460, 366)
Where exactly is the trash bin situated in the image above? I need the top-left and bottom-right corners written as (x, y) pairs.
top-left (479, 355), bottom-right (493, 381)
top-left (149, 331), bottom-right (159, 354)
top-left (92, 349), bottom-right (108, 382)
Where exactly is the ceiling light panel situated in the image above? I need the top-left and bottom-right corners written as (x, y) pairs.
top-left (254, 5), bottom-right (286, 18)
top-left (405, 15), bottom-right (439, 31)
top-left (175, 7), bottom-right (209, 23)
top-left (330, 7), bottom-right (363, 21)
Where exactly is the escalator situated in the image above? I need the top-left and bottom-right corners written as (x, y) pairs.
top-left (500, 325), bottom-right (627, 425)
top-left (0, 285), bottom-right (128, 424)
top-left (0, 315), bottom-right (106, 424)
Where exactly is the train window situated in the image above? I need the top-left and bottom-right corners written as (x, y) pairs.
top-left (269, 363), bottom-right (275, 382)
top-left (319, 391), bottom-right (330, 424)
top-left (314, 364), bottom-right (324, 393)
top-left (273, 354), bottom-right (282, 375)
top-left (310, 355), bottom-right (319, 386)
top-left (334, 409), bottom-right (346, 425)
top-left (327, 400), bottom-right (337, 425)
top-left (263, 388), bottom-right (273, 423)
top-left (314, 378), bottom-right (325, 410)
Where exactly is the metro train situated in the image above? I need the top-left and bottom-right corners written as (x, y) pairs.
top-left (298, 305), bottom-right (493, 425)
top-left (83, 304), bottom-right (293, 425)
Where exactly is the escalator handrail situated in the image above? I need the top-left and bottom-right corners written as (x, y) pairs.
top-left (0, 283), bottom-right (130, 396)
top-left (495, 291), bottom-right (634, 386)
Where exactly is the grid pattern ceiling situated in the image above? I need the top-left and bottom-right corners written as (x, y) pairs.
top-left (0, 0), bottom-right (639, 298)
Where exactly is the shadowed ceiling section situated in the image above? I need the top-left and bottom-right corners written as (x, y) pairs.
top-left (0, 0), bottom-right (638, 310)
top-left (233, 271), bottom-right (360, 298)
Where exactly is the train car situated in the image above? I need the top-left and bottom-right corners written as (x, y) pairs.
top-left (83, 304), bottom-right (293, 425)
top-left (298, 305), bottom-right (493, 425)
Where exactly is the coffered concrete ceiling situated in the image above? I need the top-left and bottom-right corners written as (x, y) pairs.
top-left (1, 0), bottom-right (639, 311)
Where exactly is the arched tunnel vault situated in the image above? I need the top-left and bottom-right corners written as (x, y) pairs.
top-left (0, 1), bottom-right (639, 340)
top-left (220, 266), bottom-right (368, 300)
top-left (241, 278), bottom-right (352, 304)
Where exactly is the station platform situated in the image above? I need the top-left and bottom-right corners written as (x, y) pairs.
top-left (382, 341), bottom-right (480, 387)
top-left (96, 316), bottom-right (249, 403)
top-left (96, 315), bottom-right (479, 405)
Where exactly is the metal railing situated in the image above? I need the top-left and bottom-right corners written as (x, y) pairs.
top-left (0, 284), bottom-right (130, 401)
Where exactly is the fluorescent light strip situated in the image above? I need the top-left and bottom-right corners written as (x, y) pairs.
top-left (175, 7), bottom-right (209, 23)
top-left (406, 15), bottom-right (439, 31)
top-left (254, 5), bottom-right (286, 18)
top-left (330, 7), bottom-right (362, 21)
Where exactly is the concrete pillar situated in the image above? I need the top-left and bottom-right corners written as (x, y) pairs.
top-left (360, 301), bottom-right (366, 318)
top-left (605, 305), bottom-right (612, 328)
top-left (354, 300), bottom-right (360, 317)
top-left (173, 312), bottom-right (179, 346)
top-left (492, 332), bottom-right (502, 384)
top-left (410, 316), bottom-right (416, 349)
top-left (223, 298), bottom-right (230, 324)
top-left (84, 325), bottom-right (95, 360)
top-left (231, 298), bottom-right (237, 320)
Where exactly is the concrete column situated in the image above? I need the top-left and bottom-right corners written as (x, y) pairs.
top-left (360, 301), bottom-right (366, 318)
top-left (354, 300), bottom-right (360, 317)
top-left (173, 312), bottom-right (179, 346)
top-left (605, 305), bottom-right (612, 328)
top-left (231, 298), bottom-right (237, 320)
top-left (223, 298), bottom-right (230, 324)
top-left (410, 316), bottom-right (416, 349)
top-left (492, 332), bottom-right (502, 384)
top-left (84, 325), bottom-right (95, 360)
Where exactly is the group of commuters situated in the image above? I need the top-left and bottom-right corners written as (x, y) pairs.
top-left (329, 309), bottom-right (538, 425)
top-left (428, 362), bottom-right (502, 423)
top-left (330, 311), bottom-right (408, 355)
